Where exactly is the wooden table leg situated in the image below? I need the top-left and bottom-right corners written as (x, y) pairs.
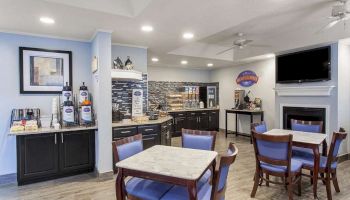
top-left (261, 112), bottom-right (264, 121)
top-left (225, 111), bottom-right (228, 138)
top-left (116, 169), bottom-right (125, 200)
top-left (313, 147), bottom-right (320, 199)
top-left (235, 113), bottom-right (238, 137)
top-left (210, 159), bottom-right (217, 200)
top-left (187, 180), bottom-right (198, 200)
top-left (250, 114), bottom-right (253, 144)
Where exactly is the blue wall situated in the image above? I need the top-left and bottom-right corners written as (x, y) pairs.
top-left (0, 32), bottom-right (92, 175)
top-left (111, 44), bottom-right (148, 73)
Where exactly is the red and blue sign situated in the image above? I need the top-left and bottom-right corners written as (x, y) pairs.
top-left (236, 70), bottom-right (259, 87)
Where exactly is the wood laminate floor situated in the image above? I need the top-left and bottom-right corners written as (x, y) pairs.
top-left (1, 132), bottom-right (350, 200)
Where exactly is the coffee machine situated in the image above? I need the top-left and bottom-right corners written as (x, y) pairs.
top-left (234, 90), bottom-right (245, 109)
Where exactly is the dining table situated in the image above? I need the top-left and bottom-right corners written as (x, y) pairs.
top-left (115, 145), bottom-right (218, 200)
top-left (265, 129), bottom-right (328, 199)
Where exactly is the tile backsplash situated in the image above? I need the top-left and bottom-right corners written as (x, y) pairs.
top-left (112, 74), bottom-right (148, 114)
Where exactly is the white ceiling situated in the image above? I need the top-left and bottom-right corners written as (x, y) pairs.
top-left (0, 0), bottom-right (349, 69)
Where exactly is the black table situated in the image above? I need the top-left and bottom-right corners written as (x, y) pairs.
top-left (225, 109), bottom-right (264, 140)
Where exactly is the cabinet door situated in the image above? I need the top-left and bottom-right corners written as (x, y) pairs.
top-left (142, 133), bottom-right (160, 149)
top-left (59, 131), bottom-right (95, 173)
top-left (198, 111), bottom-right (209, 130)
top-left (17, 133), bottom-right (59, 185)
top-left (209, 111), bottom-right (219, 131)
top-left (112, 127), bottom-right (138, 141)
top-left (186, 116), bottom-right (198, 130)
top-left (174, 117), bottom-right (186, 137)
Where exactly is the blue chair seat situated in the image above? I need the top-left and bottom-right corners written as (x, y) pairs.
top-left (260, 159), bottom-right (302, 173)
top-left (126, 177), bottom-right (173, 200)
top-left (126, 170), bottom-right (212, 200)
top-left (292, 146), bottom-right (314, 157)
top-left (161, 181), bottom-right (212, 200)
top-left (293, 155), bottom-right (337, 169)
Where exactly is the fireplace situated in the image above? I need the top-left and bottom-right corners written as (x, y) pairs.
top-left (283, 106), bottom-right (326, 133)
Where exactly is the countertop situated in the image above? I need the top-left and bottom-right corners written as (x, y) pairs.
top-left (112, 116), bottom-right (173, 128)
top-left (9, 126), bottom-right (97, 136)
top-left (167, 108), bottom-right (220, 113)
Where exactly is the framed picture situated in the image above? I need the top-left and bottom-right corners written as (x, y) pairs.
top-left (19, 47), bottom-right (72, 94)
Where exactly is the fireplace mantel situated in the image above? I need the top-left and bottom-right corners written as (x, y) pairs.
top-left (274, 86), bottom-right (336, 97)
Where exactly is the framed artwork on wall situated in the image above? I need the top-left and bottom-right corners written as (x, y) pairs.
top-left (19, 47), bottom-right (72, 94)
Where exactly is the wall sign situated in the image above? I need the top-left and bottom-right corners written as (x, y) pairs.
top-left (132, 89), bottom-right (143, 117)
top-left (236, 70), bottom-right (259, 87)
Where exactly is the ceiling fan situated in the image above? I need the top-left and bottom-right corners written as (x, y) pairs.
top-left (320, 0), bottom-right (350, 31)
top-left (216, 33), bottom-right (268, 55)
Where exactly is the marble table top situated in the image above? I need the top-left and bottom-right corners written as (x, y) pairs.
top-left (115, 145), bottom-right (217, 180)
top-left (265, 129), bottom-right (327, 145)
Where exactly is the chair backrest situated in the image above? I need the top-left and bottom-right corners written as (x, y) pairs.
top-left (212, 142), bottom-right (238, 200)
top-left (251, 121), bottom-right (267, 134)
top-left (326, 131), bottom-right (347, 169)
top-left (252, 131), bottom-right (293, 171)
top-left (112, 134), bottom-right (143, 173)
top-left (291, 119), bottom-right (323, 133)
top-left (181, 129), bottom-right (217, 151)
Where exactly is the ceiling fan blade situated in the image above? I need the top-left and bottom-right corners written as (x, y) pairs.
top-left (216, 46), bottom-right (235, 55)
top-left (241, 40), bottom-right (253, 46)
top-left (248, 44), bottom-right (271, 48)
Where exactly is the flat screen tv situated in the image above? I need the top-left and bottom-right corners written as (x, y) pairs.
top-left (276, 46), bottom-right (331, 83)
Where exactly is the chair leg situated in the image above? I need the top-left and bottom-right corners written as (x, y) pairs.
top-left (325, 173), bottom-right (332, 200)
top-left (332, 171), bottom-right (340, 193)
top-left (251, 171), bottom-right (260, 198)
top-left (287, 176), bottom-right (293, 200)
top-left (310, 171), bottom-right (313, 185)
top-left (266, 174), bottom-right (270, 187)
top-left (298, 175), bottom-right (302, 196)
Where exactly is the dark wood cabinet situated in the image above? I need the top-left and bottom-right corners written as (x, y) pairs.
top-left (17, 130), bottom-right (95, 185)
top-left (59, 131), bottom-right (95, 173)
top-left (174, 116), bottom-right (186, 137)
top-left (198, 112), bottom-right (209, 130)
top-left (17, 133), bottom-right (59, 184)
top-left (139, 125), bottom-right (160, 149)
top-left (208, 110), bottom-right (219, 131)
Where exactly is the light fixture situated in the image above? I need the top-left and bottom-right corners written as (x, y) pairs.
top-left (181, 60), bottom-right (188, 65)
top-left (40, 17), bottom-right (55, 24)
top-left (141, 25), bottom-right (153, 32)
top-left (183, 32), bottom-right (194, 39)
top-left (207, 63), bottom-right (214, 67)
top-left (151, 57), bottom-right (159, 62)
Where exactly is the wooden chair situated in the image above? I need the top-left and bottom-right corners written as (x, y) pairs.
top-left (160, 143), bottom-right (238, 200)
top-left (182, 128), bottom-right (217, 151)
top-left (113, 134), bottom-right (173, 200)
top-left (293, 131), bottom-right (347, 200)
top-left (251, 121), bottom-right (268, 143)
top-left (291, 119), bottom-right (323, 133)
top-left (251, 131), bottom-right (302, 200)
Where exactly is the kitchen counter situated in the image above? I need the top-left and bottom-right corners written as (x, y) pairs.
top-left (112, 116), bottom-right (173, 128)
top-left (167, 108), bottom-right (220, 113)
top-left (8, 125), bottom-right (97, 136)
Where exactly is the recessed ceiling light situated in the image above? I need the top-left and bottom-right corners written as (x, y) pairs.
top-left (183, 32), bottom-right (194, 39)
top-left (141, 25), bottom-right (153, 32)
top-left (151, 57), bottom-right (159, 62)
top-left (207, 63), bottom-right (214, 67)
top-left (40, 17), bottom-right (55, 24)
top-left (181, 60), bottom-right (188, 65)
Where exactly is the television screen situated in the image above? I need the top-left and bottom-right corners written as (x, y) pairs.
top-left (276, 46), bottom-right (331, 83)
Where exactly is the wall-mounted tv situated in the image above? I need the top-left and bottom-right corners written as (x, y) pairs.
top-left (276, 46), bottom-right (331, 84)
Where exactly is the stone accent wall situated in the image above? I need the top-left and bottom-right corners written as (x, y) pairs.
top-left (148, 81), bottom-right (219, 110)
top-left (112, 74), bottom-right (148, 114)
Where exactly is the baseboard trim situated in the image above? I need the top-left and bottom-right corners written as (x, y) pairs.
top-left (94, 170), bottom-right (114, 181)
top-left (0, 173), bottom-right (16, 185)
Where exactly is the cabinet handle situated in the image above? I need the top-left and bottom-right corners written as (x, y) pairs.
top-left (54, 134), bottom-right (57, 144)
top-left (199, 117), bottom-right (201, 123)
top-left (61, 134), bottom-right (64, 143)
top-left (145, 128), bottom-right (154, 132)
top-left (175, 119), bottom-right (177, 125)
top-left (121, 131), bottom-right (131, 134)
top-left (162, 126), bottom-right (167, 129)
top-left (209, 116), bottom-right (211, 122)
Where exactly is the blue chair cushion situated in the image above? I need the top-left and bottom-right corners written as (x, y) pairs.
top-left (117, 140), bottom-right (143, 161)
top-left (198, 169), bottom-right (212, 189)
top-left (254, 124), bottom-right (267, 133)
top-left (126, 177), bottom-right (173, 200)
top-left (291, 123), bottom-right (321, 133)
top-left (161, 181), bottom-right (212, 200)
top-left (293, 156), bottom-right (337, 169)
top-left (292, 146), bottom-right (314, 157)
top-left (260, 159), bottom-right (302, 173)
top-left (183, 134), bottom-right (214, 151)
